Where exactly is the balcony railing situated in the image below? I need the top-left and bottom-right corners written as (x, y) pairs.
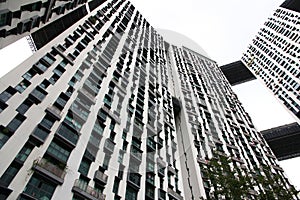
top-left (158, 189), bottom-right (166, 200)
top-left (29, 87), bottom-right (47, 103)
top-left (167, 188), bottom-right (183, 200)
top-left (131, 146), bottom-right (142, 162)
top-left (78, 87), bottom-right (96, 104)
top-left (70, 105), bottom-right (89, 121)
top-left (56, 125), bottom-right (79, 148)
top-left (104, 139), bottom-right (115, 154)
top-left (32, 158), bottom-right (66, 185)
top-left (94, 170), bottom-right (108, 185)
top-left (157, 137), bottom-right (164, 148)
top-left (167, 166), bottom-right (176, 175)
top-left (46, 105), bottom-right (62, 120)
top-left (72, 179), bottom-right (105, 200)
top-left (146, 152), bottom-right (155, 162)
top-left (127, 172), bottom-right (141, 189)
top-left (147, 138), bottom-right (156, 151)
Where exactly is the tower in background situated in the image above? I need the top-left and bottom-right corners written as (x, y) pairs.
top-left (0, 0), bottom-right (297, 199)
top-left (242, 0), bottom-right (300, 121)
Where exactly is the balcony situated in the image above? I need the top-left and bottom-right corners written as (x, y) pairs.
top-left (69, 105), bottom-right (89, 122)
top-left (271, 165), bottom-right (284, 172)
top-left (101, 105), bottom-right (121, 124)
top-left (131, 146), bottom-right (143, 163)
top-left (226, 142), bottom-right (238, 150)
top-left (33, 62), bottom-right (47, 74)
top-left (146, 173), bottom-right (155, 186)
top-left (147, 138), bottom-right (156, 152)
top-left (265, 152), bottom-right (276, 159)
top-left (32, 158), bottom-right (66, 185)
top-left (147, 124), bottom-right (156, 136)
top-left (164, 120), bottom-right (175, 131)
top-left (197, 157), bottom-right (208, 165)
top-left (46, 105), bottom-right (62, 120)
top-left (103, 139), bottom-right (115, 154)
top-left (158, 189), bottom-right (166, 200)
top-left (94, 170), bottom-right (108, 185)
top-left (231, 156), bottom-right (244, 164)
top-left (133, 121), bottom-right (144, 138)
top-left (127, 172), bottom-right (141, 189)
top-left (146, 152), bottom-right (155, 162)
top-left (0, 185), bottom-right (12, 199)
top-left (72, 179), bottom-right (105, 200)
top-left (29, 86), bottom-right (47, 104)
top-left (167, 188), bottom-right (183, 200)
top-left (84, 81), bottom-right (99, 97)
top-left (157, 137), bottom-right (164, 148)
top-left (55, 125), bottom-right (79, 148)
top-left (157, 157), bottom-right (166, 167)
top-left (145, 186), bottom-right (155, 199)
top-left (30, 126), bottom-right (50, 146)
top-left (167, 166), bottom-right (176, 175)
top-left (78, 87), bottom-right (96, 104)
top-left (52, 46), bottom-right (74, 65)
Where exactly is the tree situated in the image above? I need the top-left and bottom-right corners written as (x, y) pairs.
top-left (205, 154), bottom-right (298, 200)
top-left (206, 153), bottom-right (250, 200)
top-left (255, 166), bottom-right (298, 200)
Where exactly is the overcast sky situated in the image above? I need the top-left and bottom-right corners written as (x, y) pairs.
top-left (130, 0), bottom-right (283, 65)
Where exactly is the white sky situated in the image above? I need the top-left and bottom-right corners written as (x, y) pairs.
top-left (0, 0), bottom-right (299, 189)
top-left (0, 37), bottom-right (32, 78)
top-left (129, 0), bottom-right (283, 65)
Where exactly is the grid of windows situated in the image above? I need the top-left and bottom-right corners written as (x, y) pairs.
top-left (242, 7), bottom-right (300, 119)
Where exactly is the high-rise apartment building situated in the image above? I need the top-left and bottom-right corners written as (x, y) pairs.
top-left (0, 0), bottom-right (297, 199)
top-left (0, 0), bottom-right (108, 49)
top-left (241, 0), bottom-right (300, 121)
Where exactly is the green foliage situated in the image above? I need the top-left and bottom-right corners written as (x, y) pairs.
top-left (205, 154), bottom-right (298, 200)
top-left (255, 166), bottom-right (298, 200)
top-left (206, 154), bottom-right (250, 200)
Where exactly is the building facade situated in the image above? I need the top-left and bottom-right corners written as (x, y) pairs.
top-left (0, 0), bottom-right (297, 199)
top-left (241, 0), bottom-right (300, 121)
top-left (0, 0), bottom-right (107, 49)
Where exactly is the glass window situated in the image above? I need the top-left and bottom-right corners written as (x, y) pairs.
top-left (31, 126), bottom-right (49, 142)
top-left (46, 141), bottom-right (70, 163)
top-left (40, 115), bottom-right (56, 129)
top-left (0, 129), bottom-right (10, 149)
top-left (113, 179), bottom-right (120, 193)
top-left (57, 123), bottom-right (79, 145)
top-left (118, 151), bottom-right (124, 163)
top-left (78, 158), bottom-right (90, 176)
top-left (15, 79), bottom-right (31, 93)
top-left (102, 155), bottom-right (110, 170)
top-left (23, 175), bottom-right (56, 199)
top-left (0, 86), bottom-right (16, 102)
top-left (98, 110), bottom-right (107, 122)
top-left (0, 11), bottom-right (10, 27)
top-left (0, 165), bottom-right (19, 186)
top-left (93, 122), bottom-right (104, 136)
top-left (43, 54), bottom-right (55, 65)
top-left (15, 143), bottom-right (34, 163)
top-left (59, 60), bottom-right (67, 68)
top-left (89, 134), bottom-right (101, 147)
top-left (22, 69), bottom-right (37, 81)
top-left (16, 99), bottom-right (33, 114)
top-left (125, 186), bottom-right (137, 200)
top-left (7, 114), bottom-right (26, 132)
